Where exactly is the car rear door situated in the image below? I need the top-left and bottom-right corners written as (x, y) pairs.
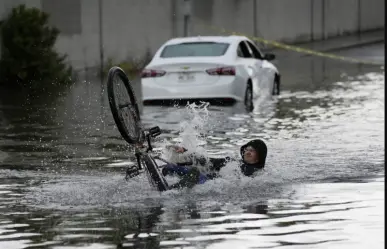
top-left (244, 40), bottom-right (270, 96)
top-left (236, 41), bottom-right (262, 97)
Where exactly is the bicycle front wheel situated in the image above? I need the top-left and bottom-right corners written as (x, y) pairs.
top-left (107, 66), bottom-right (142, 144)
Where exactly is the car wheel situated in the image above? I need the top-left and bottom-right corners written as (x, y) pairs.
top-left (272, 75), bottom-right (280, 95)
top-left (244, 84), bottom-right (254, 112)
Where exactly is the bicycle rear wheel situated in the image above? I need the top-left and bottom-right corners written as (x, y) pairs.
top-left (107, 66), bottom-right (142, 144)
top-left (142, 154), bottom-right (169, 192)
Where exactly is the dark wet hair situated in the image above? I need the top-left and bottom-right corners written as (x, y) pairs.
top-left (240, 139), bottom-right (268, 166)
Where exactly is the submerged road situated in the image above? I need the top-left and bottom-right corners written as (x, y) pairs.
top-left (0, 42), bottom-right (384, 249)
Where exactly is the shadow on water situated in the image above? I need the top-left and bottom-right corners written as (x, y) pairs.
top-left (0, 79), bottom-right (118, 171)
top-left (0, 83), bottom-right (75, 171)
top-left (0, 174), bottom-right (383, 248)
top-left (1, 183), bottom-right (275, 248)
top-left (0, 84), bottom-right (70, 126)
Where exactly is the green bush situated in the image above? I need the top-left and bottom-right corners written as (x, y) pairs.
top-left (102, 49), bottom-right (152, 79)
top-left (0, 4), bottom-right (73, 89)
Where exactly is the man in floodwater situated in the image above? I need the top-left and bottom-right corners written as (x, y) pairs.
top-left (162, 139), bottom-right (268, 189)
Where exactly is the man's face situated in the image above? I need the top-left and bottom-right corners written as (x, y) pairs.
top-left (243, 146), bottom-right (259, 164)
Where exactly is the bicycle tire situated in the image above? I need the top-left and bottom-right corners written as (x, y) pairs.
top-left (142, 154), bottom-right (169, 192)
top-left (107, 66), bottom-right (142, 144)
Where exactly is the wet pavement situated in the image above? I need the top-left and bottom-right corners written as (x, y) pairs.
top-left (0, 41), bottom-right (384, 249)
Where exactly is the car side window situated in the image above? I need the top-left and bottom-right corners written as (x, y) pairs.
top-left (245, 41), bottom-right (264, 60)
top-left (237, 46), bottom-right (244, 57)
top-left (237, 41), bottom-right (252, 58)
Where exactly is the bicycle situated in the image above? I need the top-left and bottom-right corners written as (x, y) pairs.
top-left (106, 66), bottom-right (169, 192)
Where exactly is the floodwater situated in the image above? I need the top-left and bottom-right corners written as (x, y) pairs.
top-left (0, 43), bottom-right (384, 249)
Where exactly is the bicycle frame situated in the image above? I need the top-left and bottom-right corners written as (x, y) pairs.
top-left (131, 126), bottom-right (161, 171)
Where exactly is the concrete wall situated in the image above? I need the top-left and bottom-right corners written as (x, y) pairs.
top-left (0, 0), bottom-right (384, 72)
top-left (189, 0), bottom-right (384, 42)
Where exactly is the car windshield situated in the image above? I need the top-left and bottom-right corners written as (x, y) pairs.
top-left (160, 42), bottom-right (229, 58)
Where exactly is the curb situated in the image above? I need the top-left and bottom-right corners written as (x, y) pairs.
top-left (269, 38), bottom-right (384, 62)
top-left (321, 39), bottom-right (384, 53)
top-left (264, 30), bottom-right (385, 61)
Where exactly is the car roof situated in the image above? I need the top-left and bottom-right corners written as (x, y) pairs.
top-left (163, 35), bottom-right (249, 46)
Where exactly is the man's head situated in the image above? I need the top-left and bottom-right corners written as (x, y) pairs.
top-left (240, 139), bottom-right (267, 166)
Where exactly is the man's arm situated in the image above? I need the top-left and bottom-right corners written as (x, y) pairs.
top-left (208, 157), bottom-right (232, 171)
top-left (167, 145), bottom-right (232, 170)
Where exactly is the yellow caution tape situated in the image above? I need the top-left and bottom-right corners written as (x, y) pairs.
top-left (201, 24), bottom-right (383, 66)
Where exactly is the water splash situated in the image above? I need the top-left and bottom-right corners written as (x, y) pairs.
top-left (161, 102), bottom-right (211, 164)
top-left (178, 102), bottom-right (210, 151)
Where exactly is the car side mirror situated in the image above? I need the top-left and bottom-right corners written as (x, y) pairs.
top-left (263, 53), bottom-right (275, 61)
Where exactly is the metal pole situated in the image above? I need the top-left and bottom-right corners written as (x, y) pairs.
top-left (98, 0), bottom-right (106, 139)
top-left (171, 0), bottom-right (177, 37)
top-left (322, 0), bottom-right (325, 40)
top-left (183, 0), bottom-right (190, 37)
top-left (184, 15), bottom-right (189, 37)
top-left (253, 0), bottom-right (257, 44)
top-left (357, 0), bottom-right (361, 36)
top-left (99, 0), bottom-right (104, 81)
top-left (311, 0), bottom-right (314, 41)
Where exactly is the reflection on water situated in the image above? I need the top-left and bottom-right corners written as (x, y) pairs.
top-left (0, 45), bottom-right (385, 248)
top-left (0, 176), bottom-right (383, 248)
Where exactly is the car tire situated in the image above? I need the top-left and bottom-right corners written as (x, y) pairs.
top-left (272, 75), bottom-right (280, 95)
top-left (244, 84), bottom-right (254, 112)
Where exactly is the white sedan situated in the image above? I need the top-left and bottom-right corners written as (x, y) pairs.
top-left (141, 35), bottom-right (280, 111)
